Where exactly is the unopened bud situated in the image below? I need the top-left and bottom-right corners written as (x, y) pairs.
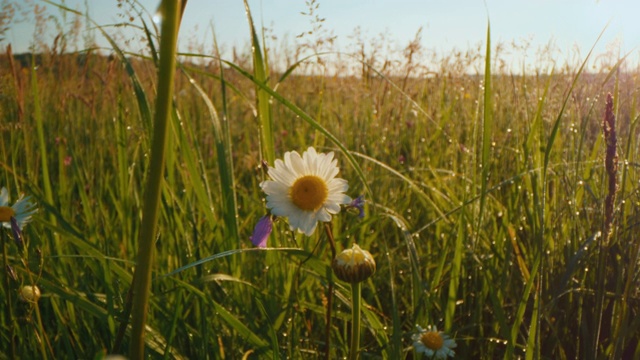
top-left (20, 285), bottom-right (41, 303)
top-left (332, 244), bottom-right (376, 283)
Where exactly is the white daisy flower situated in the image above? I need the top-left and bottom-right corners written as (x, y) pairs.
top-left (412, 325), bottom-right (457, 359)
top-left (260, 147), bottom-right (351, 236)
top-left (0, 187), bottom-right (37, 230)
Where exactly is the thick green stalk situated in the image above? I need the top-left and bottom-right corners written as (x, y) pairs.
top-left (349, 282), bottom-right (362, 360)
top-left (129, 1), bottom-right (181, 358)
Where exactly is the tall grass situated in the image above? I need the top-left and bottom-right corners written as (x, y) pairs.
top-left (0, 1), bottom-right (639, 359)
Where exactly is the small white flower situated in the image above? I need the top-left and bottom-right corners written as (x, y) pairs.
top-left (412, 325), bottom-right (457, 359)
top-left (261, 147), bottom-right (351, 236)
top-left (0, 187), bottom-right (37, 230)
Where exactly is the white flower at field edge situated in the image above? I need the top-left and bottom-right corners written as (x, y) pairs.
top-left (0, 187), bottom-right (37, 230)
top-left (260, 147), bottom-right (351, 237)
top-left (412, 324), bottom-right (457, 359)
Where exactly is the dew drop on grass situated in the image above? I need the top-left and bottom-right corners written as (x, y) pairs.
top-left (152, 5), bottom-right (163, 26)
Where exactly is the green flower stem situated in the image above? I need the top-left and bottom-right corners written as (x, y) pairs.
top-left (349, 281), bottom-right (362, 360)
top-left (129, 1), bottom-right (182, 359)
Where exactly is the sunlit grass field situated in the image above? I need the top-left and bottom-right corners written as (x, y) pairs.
top-left (1, 1), bottom-right (640, 359)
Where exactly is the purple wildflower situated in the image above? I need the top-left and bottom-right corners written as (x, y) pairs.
top-left (348, 195), bottom-right (365, 218)
top-left (250, 215), bottom-right (273, 248)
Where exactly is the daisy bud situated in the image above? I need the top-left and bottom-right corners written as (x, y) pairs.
top-left (20, 285), bottom-right (41, 303)
top-left (332, 244), bottom-right (376, 283)
top-left (102, 355), bottom-right (128, 360)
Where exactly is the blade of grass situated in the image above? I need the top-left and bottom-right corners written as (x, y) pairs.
top-left (129, 1), bottom-right (183, 358)
top-left (30, 57), bottom-right (57, 252)
top-left (445, 210), bottom-right (465, 330)
top-left (244, 0), bottom-right (275, 164)
top-left (213, 29), bottom-right (240, 250)
top-left (180, 67), bottom-right (239, 249)
top-left (476, 22), bottom-right (493, 244)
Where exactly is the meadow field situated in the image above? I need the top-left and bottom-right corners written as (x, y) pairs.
top-left (1, 1), bottom-right (639, 359)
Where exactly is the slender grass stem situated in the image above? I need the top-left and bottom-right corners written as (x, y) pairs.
top-left (128, 1), bottom-right (182, 358)
top-left (323, 223), bottom-right (337, 360)
top-left (22, 255), bottom-right (51, 359)
top-left (349, 281), bottom-right (362, 360)
top-left (2, 232), bottom-right (16, 360)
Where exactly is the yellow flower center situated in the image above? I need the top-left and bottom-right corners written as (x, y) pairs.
top-left (0, 206), bottom-right (15, 222)
top-left (290, 175), bottom-right (328, 211)
top-left (421, 331), bottom-right (444, 350)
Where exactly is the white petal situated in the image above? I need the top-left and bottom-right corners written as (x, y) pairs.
top-left (299, 214), bottom-right (318, 236)
top-left (272, 158), bottom-right (286, 172)
top-left (304, 148), bottom-right (317, 173)
top-left (315, 209), bottom-right (331, 222)
top-left (268, 166), bottom-right (296, 186)
top-left (262, 181), bottom-right (289, 196)
top-left (324, 201), bottom-right (341, 214)
top-left (327, 193), bottom-right (351, 206)
top-left (269, 201), bottom-right (297, 217)
top-left (327, 178), bottom-right (349, 192)
top-left (306, 147), bottom-right (318, 158)
top-left (0, 187), bottom-right (8, 206)
top-left (289, 150), bottom-right (307, 176)
top-left (288, 210), bottom-right (317, 236)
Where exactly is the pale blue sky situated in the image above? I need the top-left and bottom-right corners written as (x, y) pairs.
top-left (5, 0), bottom-right (640, 71)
